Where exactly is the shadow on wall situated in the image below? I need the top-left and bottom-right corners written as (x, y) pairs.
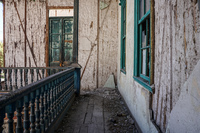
top-left (166, 60), bottom-right (200, 132)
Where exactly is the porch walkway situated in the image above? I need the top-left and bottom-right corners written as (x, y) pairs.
top-left (55, 88), bottom-right (139, 133)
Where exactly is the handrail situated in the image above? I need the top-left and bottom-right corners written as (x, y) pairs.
top-left (0, 66), bottom-right (81, 133)
top-left (0, 67), bottom-right (72, 91)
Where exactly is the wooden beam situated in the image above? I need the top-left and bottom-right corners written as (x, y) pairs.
top-left (24, 0), bottom-right (27, 67)
top-left (3, 0), bottom-right (5, 67)
top-left (45, 0), bottom-right (49, 67)
top-left (48, 6), bottom-right (73, 9)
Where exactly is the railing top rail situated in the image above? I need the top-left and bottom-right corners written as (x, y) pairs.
top-left (0, 67), bottom-right (75, 110)
top-left (0, 67), bottom-right (72, 69)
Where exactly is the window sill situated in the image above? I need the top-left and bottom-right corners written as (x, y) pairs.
top-left (133, 76), bottom-right (153, 93)
top-left (120, 69), bottom-right (126, 75)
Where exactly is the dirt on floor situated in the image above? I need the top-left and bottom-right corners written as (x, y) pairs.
top-left (56, 88), bottom-right (139, 133)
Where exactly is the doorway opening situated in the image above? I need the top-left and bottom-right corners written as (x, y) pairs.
top-left (49, 9), bottom-right (74, 67)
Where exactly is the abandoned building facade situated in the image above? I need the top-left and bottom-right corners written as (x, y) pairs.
top-left (1, 0), bottom-right (200, 132)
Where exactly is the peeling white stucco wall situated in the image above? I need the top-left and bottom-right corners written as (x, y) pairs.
top-left (117, 0), bottom-right (200, 132)
top-left (4, 0), bottom-right (119, 90)
top-left (117, 0), bottom-right (157, 132)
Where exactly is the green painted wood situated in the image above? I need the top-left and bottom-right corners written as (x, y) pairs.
top-left (49, 17), bottom-right (73, 67)
top-left (138, 10), bottom-right (150, 24)
top-left (133, 76), bottom-right (152, 93)
top-left (120, 0), bottom-right (126, 72)
top-left (133, 0), bottom-right (152, 92)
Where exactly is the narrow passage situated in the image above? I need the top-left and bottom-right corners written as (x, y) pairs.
top-left (56, 88), bottom-right (139, 133)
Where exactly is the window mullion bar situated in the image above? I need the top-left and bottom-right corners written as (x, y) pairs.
top-left (138, 10), bottom-right (150, 24)
top-left (141, 46), bottom-right (150, 49)
top-left (139, 24), bottom-right (142, 75)
top-left (145, 20), bottom-right (148, 76)
top-left (144, 0), bottom-right (146, 14)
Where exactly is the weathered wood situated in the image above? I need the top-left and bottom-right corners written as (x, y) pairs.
top-left (0, 67), bottom-right (80, 133)
top-left (23, 96), bottom-right (30, 133)
top-left (16, 100), bottom-right (23, 133)
top-left (73, 0), bottom-right (79, 63)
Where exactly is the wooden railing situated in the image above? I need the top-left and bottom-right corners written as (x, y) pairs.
top-left (0, 67), bottom-right (71, 92)
top-left (0, 66), bottom-right (81, 133)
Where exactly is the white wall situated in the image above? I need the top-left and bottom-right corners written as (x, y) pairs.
top-left (117, 0), bottom-right (157, 132)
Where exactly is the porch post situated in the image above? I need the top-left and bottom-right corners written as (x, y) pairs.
top-left (73, 0), bottom-right (79, 63)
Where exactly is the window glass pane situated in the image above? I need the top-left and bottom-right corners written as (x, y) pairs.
top-left (142, 49), bottom-right (146, 75)
top-left (123, 21), bottom-right (126, 36)
top-left (64, 19), bottom-right (73, 33)
top-left (51, 35), bottom-right (60, 48)
top-left (147, 19), bottom-right (150, 46)
top-left (64, 34), bottom-right (73, 47)
top-left (146, 48), bottom-right (150, 77)
top-left (140, 0), bottom-right (144, 19)
top-left (64, 49), bottom-right (73, 62)
top-left (124, 6), bottom-right (126, 21)
top-left (142, 23), bottom-right (146, 48)
top-left (51, 49), bottom-right (60, 62)
top-left (51, 20), bottom-right (61, 33)
top-left (49, 9), bottom-right (74, 17)
top-left (145, 0), bottom-right (150, 13)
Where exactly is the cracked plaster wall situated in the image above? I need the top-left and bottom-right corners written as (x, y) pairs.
top-left (153, 0), bottom-right (200, 131)
top-left (5, 0), bottom-right (46, 68)
top-left (4, 0), bottom-right (119, 90)
top-left (117, 0), bottom-right (200, 132)
top-left (79, 0), bottom-right (118, 90)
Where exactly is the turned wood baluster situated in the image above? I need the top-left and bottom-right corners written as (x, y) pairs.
top-left (53, 69), bottom-right (56, 74)
top-left (54, 80), bottom-right (58, 118)
top-left (9, 69), bottom-right (12, 91)
top-left (16, 100), bottom-right (23, 133)
top-left (0, 108), bottom-right (5, 133)
top-left (15, 69), bottom-right (18, 90)
top-left (57, 79), bottom-right (60, 115)
top-left (30, 92), bottom-right (36, 133)
top-left (44, 85), bottom-right (48, 131)
top-left (0, 69), bottom-right (2, 91)
top-left (31, 69), bottom-right (34, 83)
top-left (60, 77), bottom-right (64, 110)
top-left (20, 69), bottom-right (23, 88)
top-left (36, 69), bottom-right (39, 81)
top-left (25, 69), bottom-right (28, 86)
top-left (42, 69), bottom-right (45, 79)
top-left (40, 87), bottom-right (45, 132)
top-left (23, 96), bottom-right (30, 133)
top-left (51, 81), bottom-right (54, 121)
top-left (6, 104), bottom-right (14, 133)
top-left (47, 83), bottom-right (51, 126)
top-left (4, 69), bottom-right (7, 90)
top-left (35, 89), bottom-right (40, 133)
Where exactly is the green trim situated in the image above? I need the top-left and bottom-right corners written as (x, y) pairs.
top-left (134, 0), bottom-right (139, 76)
top-left (134, 0), bottom-right (152, 92)
top-left (133, 76), bottom-right (153, 93)
top-left (120, 69), bottom-right (126, 75)
top-left (138, 10), bottom-right (150, 24)
top-left (120, 0), bottom-right (126, 70)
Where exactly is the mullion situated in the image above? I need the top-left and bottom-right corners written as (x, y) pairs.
top-left (139, 24), bottom-right (142, 75)
top-left (144, 0), bottom-right (146, 15)
top-left (145, 20), bottom-right (148, 76)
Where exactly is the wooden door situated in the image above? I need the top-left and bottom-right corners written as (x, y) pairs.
top-left (49, 17), bottom-right (73, 67)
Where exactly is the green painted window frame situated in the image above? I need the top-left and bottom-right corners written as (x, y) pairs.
top-left (120, 0), bottom-right (126, 74)
top-left (133, 0), bottom-right (153, 92)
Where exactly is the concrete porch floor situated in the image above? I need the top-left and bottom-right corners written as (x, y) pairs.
top-left (55, 88), bottom-right (140, 133)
